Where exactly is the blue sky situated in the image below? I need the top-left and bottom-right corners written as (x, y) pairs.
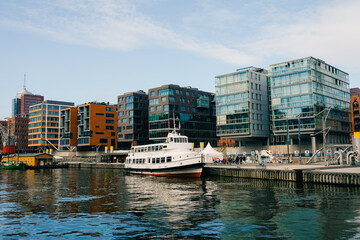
top-left (0, 0), bottom-right (359, 119)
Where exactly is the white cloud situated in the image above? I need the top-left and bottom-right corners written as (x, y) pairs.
top-left (1, 0), bottom-right (360, 72)
top-left (0, 0), bottom-right (256, 65)
top-left (245, 0), bottom-right (360, 69)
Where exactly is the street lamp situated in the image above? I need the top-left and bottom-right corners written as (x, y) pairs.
top-left (287, 118), bottom-right (290, 163)
top-left (313, 106), bottom-right (332, 164)
top-left (298, 115), bottom-right (301, 163)
top-left (322, 108), bottom-right (332, 165)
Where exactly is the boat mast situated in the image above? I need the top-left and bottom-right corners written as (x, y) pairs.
top-left (173, 112), bottom-right (176, 132)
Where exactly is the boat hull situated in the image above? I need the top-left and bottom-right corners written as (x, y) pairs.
top-left (3, 163), bottom-right (26, 170)
top-left (125, 162), bottom-right (204, 178)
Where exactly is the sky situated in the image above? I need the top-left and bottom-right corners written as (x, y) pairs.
top-left (0, 0), bottom-right (359, 120)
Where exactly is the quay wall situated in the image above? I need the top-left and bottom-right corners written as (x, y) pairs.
top-left (302, 171), bottom-right (360, 185)
top-left (66, 162), bottom-right (124, 169)
top-left (203, 166), bottom-right (301, 182)
top-left (204, 166), bottom-right (360, 186)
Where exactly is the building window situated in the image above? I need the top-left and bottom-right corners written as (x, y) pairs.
top-left (158, 89), bottom-right (174, 96)
top-left (149, 99), bottom-right (159, 105)
top-left (125, 103), bottom-right (133, 109)
top-left (100, 139), bottom-right (108, 143)
top-left (126, 96), bottom-right (133, 102)
top-left (156, 106), bottom-right (162, 111)
top-left (150, 91), bottom-right (155, 96)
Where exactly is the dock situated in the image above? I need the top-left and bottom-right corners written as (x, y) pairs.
top-left (65, 161), bottom-right (124, 169)
top-left (203, 164), bottom-right (360, 186)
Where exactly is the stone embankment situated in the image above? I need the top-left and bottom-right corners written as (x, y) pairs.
top-left (203, 164), bottom-right (360, 186)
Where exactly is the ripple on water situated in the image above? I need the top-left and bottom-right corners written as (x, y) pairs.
top-left (57, 195), bottom-right (106, 203)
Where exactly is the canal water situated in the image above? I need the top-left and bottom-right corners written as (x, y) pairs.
top-left (1, 168), bottom-right (360, 239)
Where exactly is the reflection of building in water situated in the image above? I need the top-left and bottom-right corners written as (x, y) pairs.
top-left (216, 177), bottom-right (360, 239)
top-left (124, 176), bottom-right (219, 224)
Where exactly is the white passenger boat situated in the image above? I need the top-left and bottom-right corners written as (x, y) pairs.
top-left (125, 130), bottom-right (204, 177)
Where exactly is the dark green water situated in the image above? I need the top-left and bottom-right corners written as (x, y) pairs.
top-left (0, 168), bottom-right (360, 239)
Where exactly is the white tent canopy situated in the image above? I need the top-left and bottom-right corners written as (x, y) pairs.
top-left (201, 143), bottom-right (223, 163)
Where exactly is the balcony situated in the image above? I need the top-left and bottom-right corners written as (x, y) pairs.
top-left (217, 128), bottom-right (250, 136)
top-left (272, 123), bottom-right (315, 132)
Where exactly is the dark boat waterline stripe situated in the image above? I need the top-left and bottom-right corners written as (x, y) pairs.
top-left (124, 162), bottom-right (204, 173)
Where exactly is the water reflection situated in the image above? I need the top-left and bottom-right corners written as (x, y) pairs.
top-left (0, 169), bottom-right (360, 239)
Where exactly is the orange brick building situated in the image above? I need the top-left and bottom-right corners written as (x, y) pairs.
top-left (60, 102), bottom-right (118, 151)
top-left (60, 107), bottom-right (78, 148)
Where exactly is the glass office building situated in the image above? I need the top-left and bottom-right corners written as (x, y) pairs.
top-left (117, 90), bottom-right (149, 149)
top-left (270, 57), bottom-right (350, 146)
top-left (215, 67), bottom-right (269, 146)
top-left (148, 84), bottom-right (217, 147)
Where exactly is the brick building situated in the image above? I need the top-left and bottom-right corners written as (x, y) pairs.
top-left (63, 102), bottom-right (118, 151)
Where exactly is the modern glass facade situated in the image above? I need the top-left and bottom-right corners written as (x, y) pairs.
top-left (118, 91), bottom-right (149, 149)
top-left (12, 98), bottom-right (21, 117)
top-left (148, 85), bottom-right (217, 147)
top-left (215, 67), bottom-right (269, 145)
top-left (270, 57), bottom-right (350, 145)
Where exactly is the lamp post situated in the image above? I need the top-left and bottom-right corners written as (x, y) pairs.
top-left (298, 115), bottom-right (301, 163)
top-left (322, 108), bottom-right (331, 165)
top-left (312, 106), bottom-right (332, 165)
top-left (287, 118), bottom-right (290, 163)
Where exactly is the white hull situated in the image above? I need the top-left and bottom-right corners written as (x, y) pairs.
top-left (125, 130), bottom-right (204, 178)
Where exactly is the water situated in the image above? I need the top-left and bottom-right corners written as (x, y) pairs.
top-left (1, 168), bottom-right (360, 239)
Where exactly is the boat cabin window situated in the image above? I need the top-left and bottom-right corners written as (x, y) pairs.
top-left (155, 146), bottom-right (159, 151)
top-left (161, 157), bottom-right (165, 163)
top-left (148, 158), bottom-right (150, 163)
top-left (166, 156), bottom-right (171, 162)
top-left (152, 158), bottom-right (155, 164)
top-left (170, 137), bottom-right (173, 142)
top-left (151, 146), bottom-right (155, 151)
top-left (156, 158), bottom-right (160, 163)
